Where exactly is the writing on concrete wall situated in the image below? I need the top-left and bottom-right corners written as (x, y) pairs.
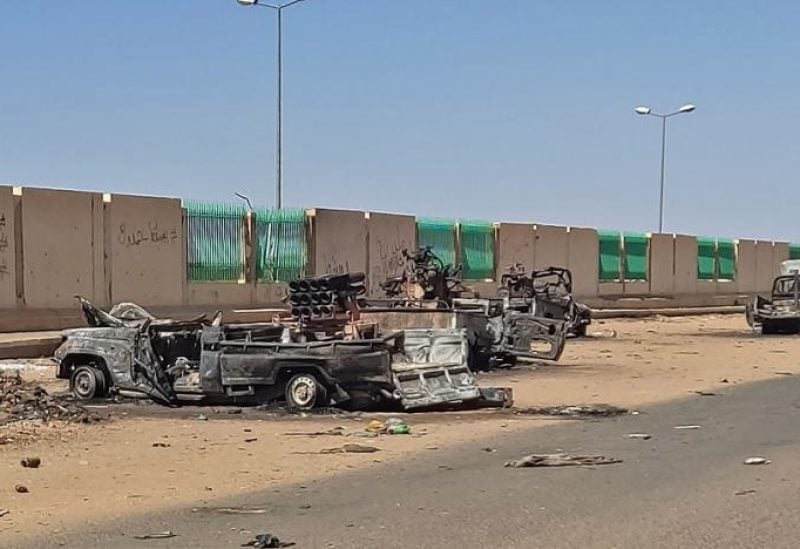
top-left (0, 213), bottom-right (9, 278)
top-left (324, 260), bottom-right (351, 275)
top-left (118, 221), bottom-right (179, 248)
top-left (370, 237), bottom-right (409, 294)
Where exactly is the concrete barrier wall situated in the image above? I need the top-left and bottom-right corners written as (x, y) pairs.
top-left (107, 194), bottom-right (183, 306)
top-left (649, 234), bottom-right (674, 296)
top-left (497, 223), bottom-right (535, 274)
top-left (21, 188), bottom-right (105, 308)
top-left (0, 187), bottom-right (16, 308)
top-left (754, 241), bottom-right (775, 293)
top-left (366, 212), bottom-right (415, 297)
top-left (534, 224), bottom-right (568, 269)
top-left (736, 239), bottom-right (756, 294)
top-left (567, 227), bottom-right (598, 298)
top-left (674, 234), bottom-right (697, 295)
top-left (312, 209), bottom-right (367, 276)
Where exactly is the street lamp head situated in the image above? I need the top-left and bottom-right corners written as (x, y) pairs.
top-left (634, 106), bottom-right (651, 115)
top-left (678, 103), bottom-right (696, 114)
top-left (237, 0), bottom-right (259, 5)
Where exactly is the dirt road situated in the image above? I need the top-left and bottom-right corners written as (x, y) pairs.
top-left (1, 314), bottom-right (794, 545)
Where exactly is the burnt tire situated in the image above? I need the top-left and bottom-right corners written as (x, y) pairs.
top-left (71, 366), bottom-right (101, 401)
top-left (284, 374), bottom-right (325, 410)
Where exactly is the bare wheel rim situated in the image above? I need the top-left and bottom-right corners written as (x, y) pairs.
top-left (290, 376), bottom-right (317, 407)
top-left (74, 370), bottom-right (95, 398)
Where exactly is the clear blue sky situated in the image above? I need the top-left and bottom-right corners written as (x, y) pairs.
top-left (2, 1), bottom-right (799, 240)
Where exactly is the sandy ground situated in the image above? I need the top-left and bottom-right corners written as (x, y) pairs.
top-left (1, 314), bottom-right (796, 543)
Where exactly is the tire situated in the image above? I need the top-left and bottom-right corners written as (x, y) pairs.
top-left (71, 366), bottom-right (100, 401)
top-left (284, 374), bottom-right (325, 410)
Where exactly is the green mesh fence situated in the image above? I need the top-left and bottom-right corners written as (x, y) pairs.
top-left (185, 201), bottom-right (246, 281)
top-left (623, 232), bottom-right (649, 280)
top-left (598, 230), bottom-right (622, 281)
top-left (255, 208), bottom-right (307, 282)
top-left (717, 238), bottom-right (736, 280)
top-left (460, 220), bottom-right (495, 279)
top-left (697, 237), bottom-right (716, 280)
top-left (790, 244), bottom-right (800, 260)
top-left (417, 218), bottom-right (457, 266)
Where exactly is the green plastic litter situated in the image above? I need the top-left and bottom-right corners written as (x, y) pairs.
top-left (697, 237), bottom-right (716, 280)
top-left (417, 218), bottom-right (457, 266)
top-left (623, 232), bottom-right (649, 280)
top-left (598, 230), bottom-right (622, 281)
top-left (185, 201), bottom-right (246, 281)
top-left (460, 220), bottom-right (495, 279)
top-left (716, 238), bottom-right (736, 280)
top-left (255, 208), bottom-right (307, 282)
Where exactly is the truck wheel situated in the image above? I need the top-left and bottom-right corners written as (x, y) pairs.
top-left (71, 366), bottom-right (101, 401)
top-left (285, 374), bottom-right (325, 410)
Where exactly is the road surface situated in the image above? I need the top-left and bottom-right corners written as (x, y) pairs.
top-left (23, 373), bottom-right (800, 548)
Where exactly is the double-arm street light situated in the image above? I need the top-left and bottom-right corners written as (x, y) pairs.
top-left (236, 0), bottom-right (313, 209)
top-left (635, 103), bottom-right (696, 233)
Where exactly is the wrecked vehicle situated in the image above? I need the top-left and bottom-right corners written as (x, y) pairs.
top-left (499, 264), bottom-right (591, 337)
top-left (452, 297), bottom-right (567, 369)
top-left (746, 260), bottom-right (800, 334)
top-left (55, 298), bottom-right (510, 411)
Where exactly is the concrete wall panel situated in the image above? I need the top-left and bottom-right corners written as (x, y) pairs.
top-left (754, 241), bottom-right (775, 293)
top-left (186, 282), bottom-right (252, 307)
top-left (649, 234), bottom-right (674, 296)
top-left (367, 212), bottom-right (415, 297)
top-left (773, 242), bottom-right (789, 277)
top-left (107, 194), bottom-right (183, 306)
top-left (313, 209), bottom-right (367, 276)
top-left (0, 187), bottom-right (16, 308)
top-left (598, 282), bottom-right (624, 297)
top-left (534, 224), bottom-right (568, 269)
top-left (674, 234), bottom-right (697, 295)
top-left (567, 227), bottom-right (598, 298)
top-left (21, 188), bottom-right (104, 308)
top-left (497, 223), bottom-right (535, 274)
top-left (736, 239), bottom-right (757, 294)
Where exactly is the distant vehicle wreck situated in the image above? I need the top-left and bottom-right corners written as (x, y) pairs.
top-left (746, 260), bottom-right (800, 334)
top-left (55, 296), bottom-right (511, 411)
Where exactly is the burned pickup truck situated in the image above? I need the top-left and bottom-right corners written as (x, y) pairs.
top-left (746, 260), bottom-right (800, 334)
top-left (55, 298), bottom-right (510, 411)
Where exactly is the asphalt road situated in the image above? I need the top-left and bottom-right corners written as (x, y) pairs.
top-left (23, 374), bottom-right (800, 549)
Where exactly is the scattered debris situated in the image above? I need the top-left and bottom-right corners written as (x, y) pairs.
top-left (201, 507), bottom-right (267, 515)
top-left (744, 457), bottom-right (770, 465)
top-left (283, 427), bottom-right (346, 437)
top-left (692, 391), bottom-right (717, 397)
top-left (514, 404), bottom-right (628, 418)
top-left (674, 425), bottom-right (702, 430)
top-left (589, 330), bottom-right (618, 339)
top-left (0, 509), bottom-right (9, 518)
top-left (483, 447), bottom-right (497, 453)
top-left (720, 378), bottom-right (730, 383)
top-left (627, 433), bottom-right (652, 440)
top-left (242, 533), bottom-right (295, 548)
top-left (735, 489), bottom-right (757, 496)
top-left (244, 438), bottom-right (258, 443)
top-left (0, 372), bottom-right (95, 426)
top-left (319, 444), bottom-right (380, 455)
top-left (20, 457), bottom-right (41, 468)
top-left (14, 485), bottom-right (28, 493)
top-left (505, 453), bottom-right (622, 468)
top-left (775, 371), bottom-right (793, 376)
top-left (366, 418), bottom-right (410, 435)
top-left (299, 504), bottom-right (312, 510)
top-left (133, 531), bottom-right (177, 540)
top-left (152, 442), bottom-right (170, 448)
top-left (196, 414), bottom-right (208, 421)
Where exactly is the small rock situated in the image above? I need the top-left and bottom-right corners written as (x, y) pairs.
top-left (196, 414), bottom-right (208, 421)
top-left (152, 442), bottom-right (171, 448)
top-left (627, 433), bottom-right (651, 440)
top-left (0, 508), bottom-right (9, 518)
top-left (744, 457), bottom-right (770, 465)
top-left (20, 457), bottom-right (41, 468)
top-left (244, 438), bottom-right (258, 443)
top-left (735, 489), bottom-right (757, 496)
top-left (299, 504), bottom-right (312, 510)
top-left (482, 447), bottom-right (497, 453)
top-left (15, 485), bottom-right (28, 493)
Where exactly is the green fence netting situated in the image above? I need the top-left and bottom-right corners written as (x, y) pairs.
top-left (185, 201), bottom-right (246, 281)
top-left (598, 230), bottom-right (622, 281)
top-left (623, 232), bottom-right (649, 280)
top-left (717, 238), bottom-right (736, 280)
top-left (417, 218), bottom-right (457, 266)
top-left (255, 208), bottom-right (307, 282)
top-left (790, 244), bottom-right (800, 260)
top-left (697, 237), bottom-right (717, 280)
top-left (460, 220), bottom-right (495, 279)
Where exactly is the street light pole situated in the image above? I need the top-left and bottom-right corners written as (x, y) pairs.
top-left (635, 104), bottom-right (696, 234)
top-left (237, 0), bottom-right (312, 209)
